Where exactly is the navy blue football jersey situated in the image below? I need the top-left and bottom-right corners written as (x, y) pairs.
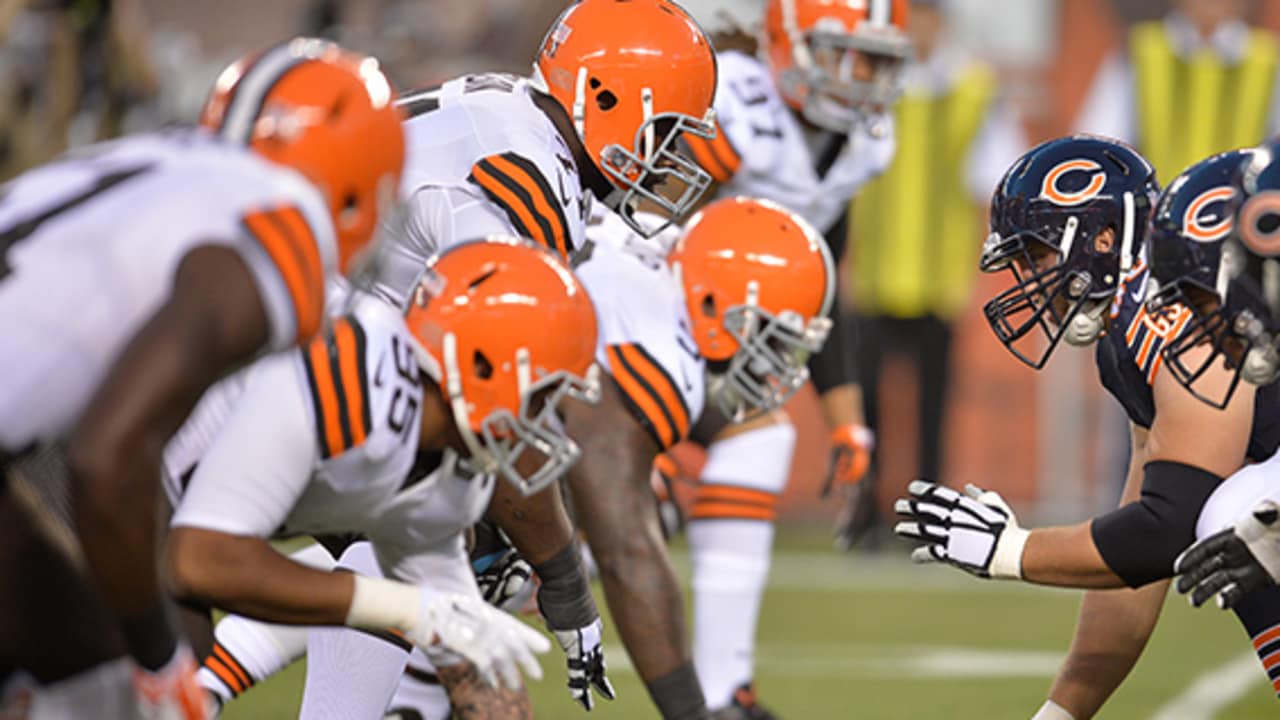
top-left (1096, 262), bottom-right (1280, 460)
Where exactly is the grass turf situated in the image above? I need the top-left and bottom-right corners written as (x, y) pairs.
top-left (222, 528), bottom-right (1277, 719)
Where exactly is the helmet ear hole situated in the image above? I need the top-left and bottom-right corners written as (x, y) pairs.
top-left (596, 90), bottom-right (617, 111)
top-left (701, 294), bottom-right (717, 318)
top-left (473, 350), bottom-right (494, 380)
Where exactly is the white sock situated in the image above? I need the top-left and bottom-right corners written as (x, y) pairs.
top-left (299, 540), bottom-right (411, 720)
top-left (1031, 699), bottom-right (1076, 720)
top-left (688, 422), bottom-right (795, 710)
top-left (199, 542), bottom-right (335, 705)
top-left (386, 649), bottom-right (451, 720)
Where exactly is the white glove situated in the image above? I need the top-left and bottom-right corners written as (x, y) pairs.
top-left (411, 592), bottom-right (551, 689)
top-left (1175, 500), bottom-right (1280, 609)
top-left (894, 480), bottom-right (1029, 579)
top-left (552, 617), bottom-right (616, 710)
top-left (346, 576), bottom-right (551, 690)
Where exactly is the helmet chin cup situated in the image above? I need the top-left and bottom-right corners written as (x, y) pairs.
top-left (1063, 301), bottom-right (1108, 347)
top-left (1242, 342), bottom-right (1280, 386)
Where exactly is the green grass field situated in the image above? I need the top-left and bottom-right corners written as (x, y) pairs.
top-left (222, 528), bottom-right (1278, 719)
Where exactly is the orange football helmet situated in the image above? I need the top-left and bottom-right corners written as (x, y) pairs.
top-left (763, 0), bottom-right (910, 130)
top-left (201, 38), bottom-right (406, 274)
top-left (532, 0), bottom-right (718, 237)
top-left (405, 236), bottom-right (601, 495)
top-left (670, 197), bottom-right (835, 420)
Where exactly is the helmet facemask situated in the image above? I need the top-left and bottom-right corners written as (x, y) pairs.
top-left (709, 283), bottom-right (832, 422)
top-left (432, 332), bottom-right (602, 497)
top-left (1153, 242), bottom-right (1280, 409)
top-left (596, 102), bottom-right (717, 238)
top-left (980, 219), bottom-right (1109, 369)
top-left (777, 15), bottom-right (909, 131)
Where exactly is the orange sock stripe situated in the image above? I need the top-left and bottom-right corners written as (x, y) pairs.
top-left (1263, 648), bottom-right (1280, 672)
top-left (690, 501), bottom-right (776, 521)
top-left (212, 643), bottom-right (252, 691)
top-left (204, 655), bottom-right (244, 695)
top-left (695, 484), bottom-right (778, 507)
top-left (1254, 624), bottom-right (1280, 651)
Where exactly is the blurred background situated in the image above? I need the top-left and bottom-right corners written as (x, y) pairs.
top-left (3, 0), bottom-right (1280, 531)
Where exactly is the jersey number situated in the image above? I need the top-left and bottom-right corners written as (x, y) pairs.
top-left (0, 164), bottom-right (151, 279)
top-left (386, 335), bottom-right (423, 439)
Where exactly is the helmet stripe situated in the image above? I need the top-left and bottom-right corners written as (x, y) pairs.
top-left (868, 0), bottom-right (891, 27)
top-left (219, 43), bottom-right (311, 144)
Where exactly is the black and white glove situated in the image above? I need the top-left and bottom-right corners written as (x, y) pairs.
top-left (552, 618), bottom-right (616, 710)
top-left (1175, 500), bottom-right (1280, 609)
top-left (475, 548), bottom-right (535, 613)
top-left (894, 480), bottom-right (1029, 579)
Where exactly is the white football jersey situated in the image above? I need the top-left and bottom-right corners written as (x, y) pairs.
top-left (374, 73), bottom-right (591, 307)
top-left (0, 129), bottom-right (335, 451)
top-left (692, 50), bottom-right (897, 234)
top-left (576, 208), bottom-right (705, 449)
top-left (170, 293), bottom-right (494, 558)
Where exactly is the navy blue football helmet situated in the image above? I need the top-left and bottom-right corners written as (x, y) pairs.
top-left (1146, 148), bottom-right (1255, 408)
top-left (1149, 144), bottom-right (1280, 407)
top-left (981, 135), bottom-right (1159, 368)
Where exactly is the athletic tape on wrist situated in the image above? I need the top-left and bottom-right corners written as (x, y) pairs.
top-left (990, 525), bottom-right (1029, 579)
top-left (344, 575), bottom-right (422, 634)
top-left (533, 541), bottom-right (597, 631)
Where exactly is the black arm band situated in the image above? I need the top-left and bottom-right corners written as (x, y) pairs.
top-left (646, 662), bottom-right (709, 720)
top-left (1090, 460), bottom-right (1223, 588)
top-left (532, 541), bottom-right (597, 631)
top-left (807, 297), bottom-right (858, 394)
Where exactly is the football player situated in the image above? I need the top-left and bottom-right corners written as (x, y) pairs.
top-left (199, 2), bottom-right (725, 718)
top-left (678, 0), bottom-right (907, 713)
top-left (1150, 144), bottom-right (1280, 618)
top-left (0, 39), bottom-right (404, 718)
top-left (165, 238), bottom-right (597, 708)
top-left (896, 141), bottom-right (1280, 718)
top-left (282, 196), bottom-right (835, 720)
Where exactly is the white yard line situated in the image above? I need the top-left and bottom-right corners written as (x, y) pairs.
top-left (600, 642), bottom-right (1064, 678)
top-left (1149, 651), bottom-right (1264, 720)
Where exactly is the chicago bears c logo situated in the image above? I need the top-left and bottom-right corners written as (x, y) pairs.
top-left (1182, 186), bottom-right (1235, 242)
top-left (1041, 159), bottom-right (1106, 207)
top-left (1239, 190), bottom-right (1280, 257)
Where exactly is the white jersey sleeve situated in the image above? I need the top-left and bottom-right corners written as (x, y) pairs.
top-left (373, 185), bottom-right (522, 308)
top-left (691, 51), bottom-right (895, 234)
top-left (172, 294), bottom-right (428, 540)
top-left (170, 351), bottom-right (317, 537)
top-left (377, 75), bottom-right (590, 304)
top-left (576, 209), bottom-right (706, 450)
top-left (0, 130), bottom-right (336, 450)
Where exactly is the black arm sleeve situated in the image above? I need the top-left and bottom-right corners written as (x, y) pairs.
top-left (807, 208), bottom-right (858, 395)
top-left (1090, 460), bottom-right (1224, 588)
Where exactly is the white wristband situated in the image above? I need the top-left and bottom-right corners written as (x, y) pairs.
top-left (990, 525), bottom-right (1030, 580)
top-left (344, 574), bottom-right (422, 632)
top-left (1030, 699), bottom-right (1076, 720)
